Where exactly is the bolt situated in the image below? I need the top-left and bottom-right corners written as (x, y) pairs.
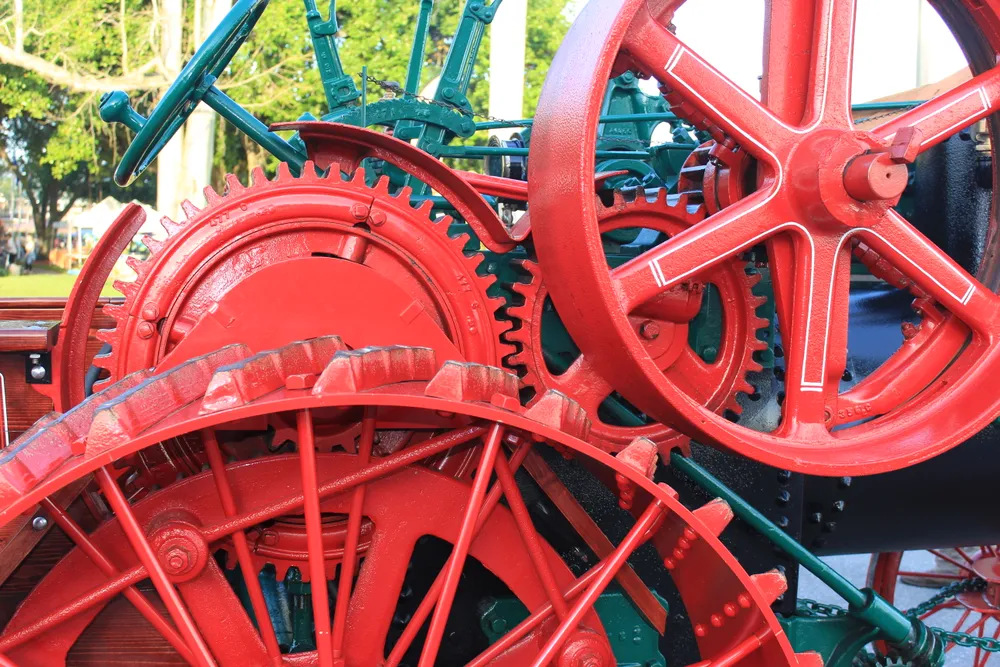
top-left (350, 203), bottom-right (370, 220)
top-left (776, 470), bottom-right (792, 484)
top-left (775, 490), bottom-right (791, 506)
top-left (639, 321), bottom-right (660, 340)
top-left (30, 365), bottom-right (46, 381)
top-left (137, 321), bottom-right (156, 339)
top-left (777, 515), bottom-right (790, 528)
top-left (141, 303), bottom-right (159, 321)
top-left (824, 521), bottom-right (837, 533)
top-left (31, 515), bottom-right (48, 531)
top-left (370, 209), bottom-right (387, 226)
top-left (809, 512), bottom-right (823, 524)
top-left (832, 500), bottom-right (846, 512)
top-left (701, 346), bottom-right (718, 362)
top-left (901, 321), bottom-right (919, 340)
top-left (839, 476), bottom-right (852, 489)
top-left (164, 547), bottom-right (190, 574)
top-left (261, 531), bottom-right (279, 547)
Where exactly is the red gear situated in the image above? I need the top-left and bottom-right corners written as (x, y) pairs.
top-left (505, 191), bottom-right (767, 454)
top-left (96, 163), bottom-right (512, 388)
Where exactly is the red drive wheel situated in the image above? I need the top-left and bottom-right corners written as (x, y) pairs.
top-left (869, 546), bottom-right (1000, 664)
top-left (529, 0), bottom-right (1000, 474)
top-left (0, 341), bottom-right (814, 666)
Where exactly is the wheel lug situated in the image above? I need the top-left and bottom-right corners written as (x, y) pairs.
top-left (137, 321), bottom-right (156, 339)
top-left (350, 203), bottom-right (370, 220)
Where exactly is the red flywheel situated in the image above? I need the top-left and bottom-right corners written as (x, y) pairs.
top-left (529, 0), bottom-right (1000, 474)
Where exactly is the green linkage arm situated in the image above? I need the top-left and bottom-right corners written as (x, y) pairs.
top-left (305, 0), bottom-right (361, 112)
top-left (404, 0), bottom-right (435, 95)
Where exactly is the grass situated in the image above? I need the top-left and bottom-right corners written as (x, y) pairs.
top-left (0, 267), bottom-right (118, 298)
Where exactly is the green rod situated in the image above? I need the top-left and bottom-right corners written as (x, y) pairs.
top-left (404, 0), bottom-right (435, 95)
top-left (202, 87), bottom-right (306, 170)
top-left (669, 451), bottom-right (913, 643)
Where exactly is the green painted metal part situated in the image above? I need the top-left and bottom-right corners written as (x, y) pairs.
top-left (669, 452), bottom-right (944, 666)
top-left (780, 610), bottom-right (882, 667)
top-left (479, 592), bottom-right (667, 667)
top-left (306, 0), bottom-right (361, 111)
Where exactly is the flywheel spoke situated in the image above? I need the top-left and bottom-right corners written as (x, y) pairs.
top-left (863, 211), bottom-right (1000, 333)
top-left (776, 233), bottom-right (852, 437)
top-left (806, 0), bottom-right (858, 128)
top-left (873, 65), bottom-right (1000, 155)
top-left (612, 190), bottom-right (780, 313)
top-left (620, 4), bottom-right (794, 154)
top-left (94, 466), bottom-right (217, 667)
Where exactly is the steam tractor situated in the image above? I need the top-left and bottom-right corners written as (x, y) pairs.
top-left (1, 0), bottom-right (999, 665)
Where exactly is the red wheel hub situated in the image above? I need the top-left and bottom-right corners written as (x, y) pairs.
top-left (528, 0), bottom-right (1000, 474)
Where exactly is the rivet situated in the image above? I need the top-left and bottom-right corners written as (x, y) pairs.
top-left (137, 321), bottom-right (156, 339)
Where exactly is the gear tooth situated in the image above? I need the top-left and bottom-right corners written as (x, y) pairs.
top-left (301, 160), bottom-right (317, 179)
top-left (204, 185), bottom-right (224, 205)
top-left (224, 173), bottom-right (246, 195)
top-left (350, 166), bottom-right (366, 185)
top-left (250, 166), bottom-right (268, 187)
top-left (739, 381), bottom-right (755, 394)
top-left (324, 163), bottom-right (344, 181)
top-left (180, 199), bottom-right (201, 219)
top-left (746, 271), bottom-right (762, 287)
top-left (125, 255), bottom-right (144, 273)
top-left (612, 190), bottom-right (627, 207)
top-left (748, 361), bottom-right (763, 373)
top-left (95, 328), bottom-right (118, 345)
top-left (102, 302), bottom-right (127, 320)
top-left (161, 216), bottom-right (183, 236)
top-left (374, 175), bottom-right (391, 194)
top-left (141, 234), bottom-right (164, 254)
top-left (415, 198), bottom-right (434, 216)
top-left (276, 162), bottom-right (293, 182)
top-left (394, 185), bottom-right (413, 202)
top-left (112, 280), bottom-right (137, 300)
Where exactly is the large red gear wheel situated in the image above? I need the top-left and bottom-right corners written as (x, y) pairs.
top-left (0, 341), bottom-right (814, 667)
top-left (506, 191), bottom-right (767, 454)
top-left (96, 162), bottom-right (512, 388)
top-left (528, 0), bottom-right (1000, 475)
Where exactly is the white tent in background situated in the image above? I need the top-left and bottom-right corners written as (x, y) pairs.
top-left (62, 197), bottom-right (167, 276)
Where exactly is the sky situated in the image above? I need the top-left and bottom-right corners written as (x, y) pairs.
top-left (566, 0), bottom-right (968, 104)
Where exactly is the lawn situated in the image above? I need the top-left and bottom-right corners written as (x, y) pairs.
top-left (0, 269), bottom-right (118, 298)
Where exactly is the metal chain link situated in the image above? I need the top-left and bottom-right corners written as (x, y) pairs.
top-left (800, 577), bottom-right (998, 663)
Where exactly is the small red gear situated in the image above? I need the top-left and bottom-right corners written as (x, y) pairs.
top-left (505, 191), bottom-right (767, 454)
top-left (96, 162), bottom-right (512, 388)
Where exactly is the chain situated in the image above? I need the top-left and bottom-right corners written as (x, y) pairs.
top-left (799, 578), bottom-right (997, 662)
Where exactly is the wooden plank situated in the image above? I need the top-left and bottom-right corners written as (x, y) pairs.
top-left (0, 321), bottom-right (60, 353)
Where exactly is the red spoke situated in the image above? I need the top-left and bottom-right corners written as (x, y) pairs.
top-left (0, 564), bottom-right (146, 652)
top-left (39, 497), bottom-right (195, 664)
top-left (978, 623), bottom-right (1000, 666)
top-left (806, 0), bottom-right (857, 128)
top-left (930, 549), bottom-right (980, 575)
top-left (612, 191), bottom-right (780, 312)
top-left (761, 0), bottom-right (817, 124)
top-left (296, 409), bottom-right (334, 667)
top-left (94, 466), bottom-right (216, 667)
top-left (621, 4), bottom-right (794, 153)
top-left (493, 452), bottom-right (569, 619)
top-left (684, 627), bottom-right (774, 667)
top-left (873, 65), bottom-right (1000, 154)
top-left (777, 232), bottom-right (852, 438)
top-left (862, 212), bottom-right (1000, 332)
top-left (418, 424), bottom-right (506, 667)
top-left (384, 439), bottom-right (534, 667)
top-left (950, 609), bottom-right (974, 640)
top-left (529, 496), bottom-right (667, 667)
top-left (202, 429), bottom-right (283, 665)
top-left (331, 407), bottom-right (377, 664)
top-left (202, 426), bottom-right (486, 543)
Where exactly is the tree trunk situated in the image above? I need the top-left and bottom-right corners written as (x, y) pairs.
top-left (181, 0), bottom-right (232, 200)
top-left (155, 0), bottom-right (185, 219)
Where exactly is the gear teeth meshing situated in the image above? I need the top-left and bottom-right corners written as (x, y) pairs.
top-left (180, 199), bottom-right (202, 219)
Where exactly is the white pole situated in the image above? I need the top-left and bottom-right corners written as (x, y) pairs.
top-left (488, 0), bottom-right (528, 139)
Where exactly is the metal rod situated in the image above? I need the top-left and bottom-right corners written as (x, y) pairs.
top-left (94, 466), bottom-right (217, 666)
top-left (418, 424), bottom-right (506, 666)
top-left (202, 426), bottom-right (487, 542)
top-left (669, 452), bottom-right (914, 643)
top-left (296, 409), bottom-right (334, 667)
top-left (202, 429), bottom-right (283, 665)
top-left (39, 497), bottom-right (195, 663)
top-left (404, 0), bottom-right (435, 94)
top-left (331, 407), bottom-right (376, 660)
top-left (0, 372), bottom-right (8, 449)
top-left (202, 86), bottom-right (307, 170)
top-left (529, 498), bottom-right (665, 667)
top-left (384, 439), bottom-right (533, 667)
